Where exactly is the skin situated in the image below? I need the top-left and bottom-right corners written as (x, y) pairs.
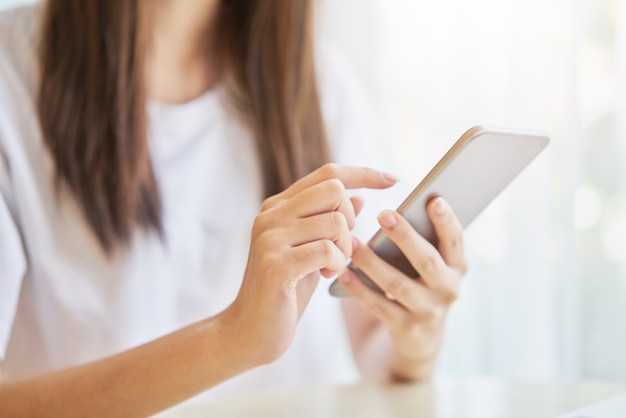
top-left (0, 164), bottom-right (396, 418)
top-left (0, 0), bottom-right (467, 415)
top-left (340, 198), bottom-right (467, 381)
top-left (146, 0), bottom-right (221, 103)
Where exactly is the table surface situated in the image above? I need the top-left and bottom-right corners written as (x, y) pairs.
top-left (157, 378), bottom-right (626, 418)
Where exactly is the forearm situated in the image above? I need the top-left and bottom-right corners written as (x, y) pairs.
top-left (0, 315), bottom-right (256, 418)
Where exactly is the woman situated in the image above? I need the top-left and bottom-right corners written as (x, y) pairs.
top-left (0, 0), bottom-right (468, 416)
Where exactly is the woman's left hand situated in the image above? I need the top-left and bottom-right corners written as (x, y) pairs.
top-left (338, 196), bottom-right (468, 381)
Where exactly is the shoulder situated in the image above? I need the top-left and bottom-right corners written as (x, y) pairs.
top-left (0, 3), bottom-right (41, 54)
top-left (0, 4), bottom-right (41, 152)
top-left (0, 3), bottom-right (41, 96)
top-left (0, 3), bottom-right (40, 44)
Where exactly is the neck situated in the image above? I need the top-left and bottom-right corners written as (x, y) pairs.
top-left (146, 0), bottom-right (221, 104)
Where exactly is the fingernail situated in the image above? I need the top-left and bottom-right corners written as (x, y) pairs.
top-left (383, 172), bottom-right (399, 184)
top-left (378, 210), bottom-right (398, 229)
top-left (432, 197), bottom-right (447, 216)
top-left (351, 236), bottom-right (361, 250)
top-left (339, 271), bottom-right (353, 284)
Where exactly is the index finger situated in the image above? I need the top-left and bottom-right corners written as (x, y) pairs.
top-left (283, 163), bottom-right (398, 199)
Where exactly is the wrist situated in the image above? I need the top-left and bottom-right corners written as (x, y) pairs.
top-left (216, 297), bottom-right (292, 370)
top-left (388, 327), bottom-right (442, 382)
top-left (212, 305), bottom-right (263, 371)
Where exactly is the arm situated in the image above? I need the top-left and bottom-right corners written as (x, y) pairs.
top-left (340, 197), bottom-right (468, 382)
top-left (0, 164), bottom-right (396, 417)
top-left (0, 316), bottom-right (257, 418)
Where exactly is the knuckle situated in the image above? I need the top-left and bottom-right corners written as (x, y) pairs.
top-left (417, 251), bottom-right (438, 274)
top-left (329, 211), bottom-right (348, 230)
top-left (447, 231), bottom-right (464, 251)
top-left (260, 195), bottom-right (278, 212)
top-left (320, 163), bottom-right (341, 179)
top-left (386, 276), bottom-right (407, 298)
top-left (324, 178), bottom-right (346, 196)
top-left (440, 285), bottom-right (459, 304)
top-left (252, 210), bottom-right (280, 237)
top-left (319, 239), bottom-right (336, 259)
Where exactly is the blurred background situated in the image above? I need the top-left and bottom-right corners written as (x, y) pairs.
top-left (2, 0), bottom-right (624, 384)
top-left (318, 0), bottom-right (626, 383)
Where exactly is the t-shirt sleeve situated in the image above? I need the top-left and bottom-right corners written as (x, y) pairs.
top-left (316, 44), bottom-right (413, 240)
top-left (0, 151), bottom-right (26, 360)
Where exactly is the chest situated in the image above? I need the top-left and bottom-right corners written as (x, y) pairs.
top-left (9, 100), bottom-right (264, 328)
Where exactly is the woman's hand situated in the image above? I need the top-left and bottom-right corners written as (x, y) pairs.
top-left (221, 164), bottom-right (398, 368)
top-left (339, 197), bottom-right (468, 381)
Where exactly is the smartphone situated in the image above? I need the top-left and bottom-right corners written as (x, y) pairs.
top-left (328, 125), bottom-right (550, 297)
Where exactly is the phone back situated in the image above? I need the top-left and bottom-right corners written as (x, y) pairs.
top-left (329, 125), bottom-right (550, 297)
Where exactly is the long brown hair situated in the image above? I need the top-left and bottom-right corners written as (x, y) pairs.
top-left (38, 0), bottom-right (330, 253)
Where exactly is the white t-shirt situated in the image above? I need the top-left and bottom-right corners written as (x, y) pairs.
top-left (0, 3), bottom-right (407, 402)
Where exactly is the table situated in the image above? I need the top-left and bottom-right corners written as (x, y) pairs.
top-left (157, 378), bottom-right (626, 418)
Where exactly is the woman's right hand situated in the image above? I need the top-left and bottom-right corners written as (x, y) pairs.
top-left (221, 164), bottom-right (398, 367)
top-left (0, 166), bottom-right (396, 418)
